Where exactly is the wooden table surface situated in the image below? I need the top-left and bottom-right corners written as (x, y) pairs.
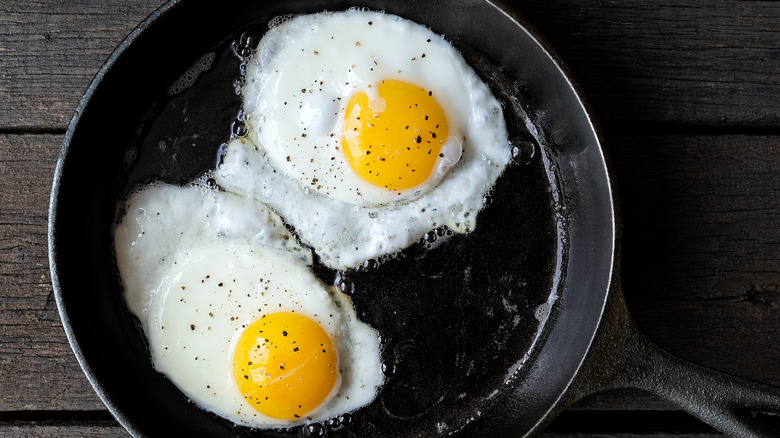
top-left (1, 0), bottom-right (778, 436)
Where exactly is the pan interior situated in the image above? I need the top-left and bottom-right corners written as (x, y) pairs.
top-left (49, 1), bottom-right (611, 436)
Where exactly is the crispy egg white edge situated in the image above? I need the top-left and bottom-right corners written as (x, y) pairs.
top-left (243, 9), bottom-right (473, 206)
top-left (114, 182), bottom-right (310, 319)
top-left (147, 243), bottom-right (384, 428)
top-left (114, 183), bottom-right (384, 428)
top-left (216, 10), bottom-right (511, 271)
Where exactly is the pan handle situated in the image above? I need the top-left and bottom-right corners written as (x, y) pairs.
top-left (571, 286), bottom-right (780, 437)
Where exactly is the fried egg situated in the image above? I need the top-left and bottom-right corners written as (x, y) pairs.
top-left (114, 183), bottom-right (384, 428)
top-left (215, 9), bottom-right (510, 270)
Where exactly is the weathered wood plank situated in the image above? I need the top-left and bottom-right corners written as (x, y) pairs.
top-left (0, 0), bottom-right (166, 130)
top-left (610, 134), bottom-right (780, 387)
top-left (0, 133), bottom-right (777, 415)
top-left (2, 0), bottom-right (778, 435)
top-left (1, 0), bottom-right (778, 129)
top-left (506, 0), bottom-right (780, 126)
top-left (0, 423), bottom-right (124, 438)
top-left (0, 134), bottom-right (105, 411)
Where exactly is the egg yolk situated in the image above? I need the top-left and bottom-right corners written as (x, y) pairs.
top-left (342, 79), bottom-right (449, 191)
top-left (233, 312), bottom-right (338, 419)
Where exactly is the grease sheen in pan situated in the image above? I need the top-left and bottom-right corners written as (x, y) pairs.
top-left (50, 2), bottom-right (574, 437)
top-left (120, 8), bottom-right (559, 436)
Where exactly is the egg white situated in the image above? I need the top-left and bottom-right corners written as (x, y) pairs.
top-left (216, 9), bottom-right (510, 270)
top-left (243, 9), bottom-right (470, 206)
top-left (114, 183), bottom-right (384, 428)
top-left (114, 182), bottom-right (310, 317)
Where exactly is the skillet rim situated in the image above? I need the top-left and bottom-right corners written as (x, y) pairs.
top-left (463, 3), bottom-right (616, 436)
top-left (48, 0), bottom-right (617, 436)
top-left (48, 1), bottom-right (182, 436)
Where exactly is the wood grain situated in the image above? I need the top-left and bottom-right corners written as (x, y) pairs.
top-left (0, 0), bottom-right (166, 130)
top-left (0, 134), bottom-right (105, 411)
top-left (612, 134), bottom-right (780, 387)
top-left (0, 424), bottom-right (124, 438)
top-left (1, 0), bottom-right (778, 435)
top-left (513, 0), bottom-right (780, 126)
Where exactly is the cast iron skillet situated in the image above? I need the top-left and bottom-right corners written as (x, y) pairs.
top-left (49, 0), bottom-right (780, 436)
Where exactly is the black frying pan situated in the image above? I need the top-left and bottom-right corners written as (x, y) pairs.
top-left (48, 0), bottom-right (780, 437)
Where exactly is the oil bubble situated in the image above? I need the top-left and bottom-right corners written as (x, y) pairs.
top-left (326, 417), bottom-right (341, 430)
top-left (510, 139), bottom-right (536, 165)
top-left (302, 422), bottom-right (326, 437)
top-left (231, 31), bottom-right (260, 61)
top-left (482, 193), bottom-right (493, 207)
top-left (231, 120), bottom-right (247, 138)
top-left (381, 361), bottom-right (397, 377)
top-left (360, 258), bottom-right (379, 272)
top-left (168, 52), bottom-right (216, 97)
top-left (534, 301), bottom-right (551, 322)
top-left (123, 147), bottom-right (138, 167)
top-left (216, 142), bottom-right (229, 167)
top-left (338, 413), bottom-right (354, 428)
top-left (334, 272), bottom-right (355, 296)
top-left (268, 14), bottom-right (295, 29)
